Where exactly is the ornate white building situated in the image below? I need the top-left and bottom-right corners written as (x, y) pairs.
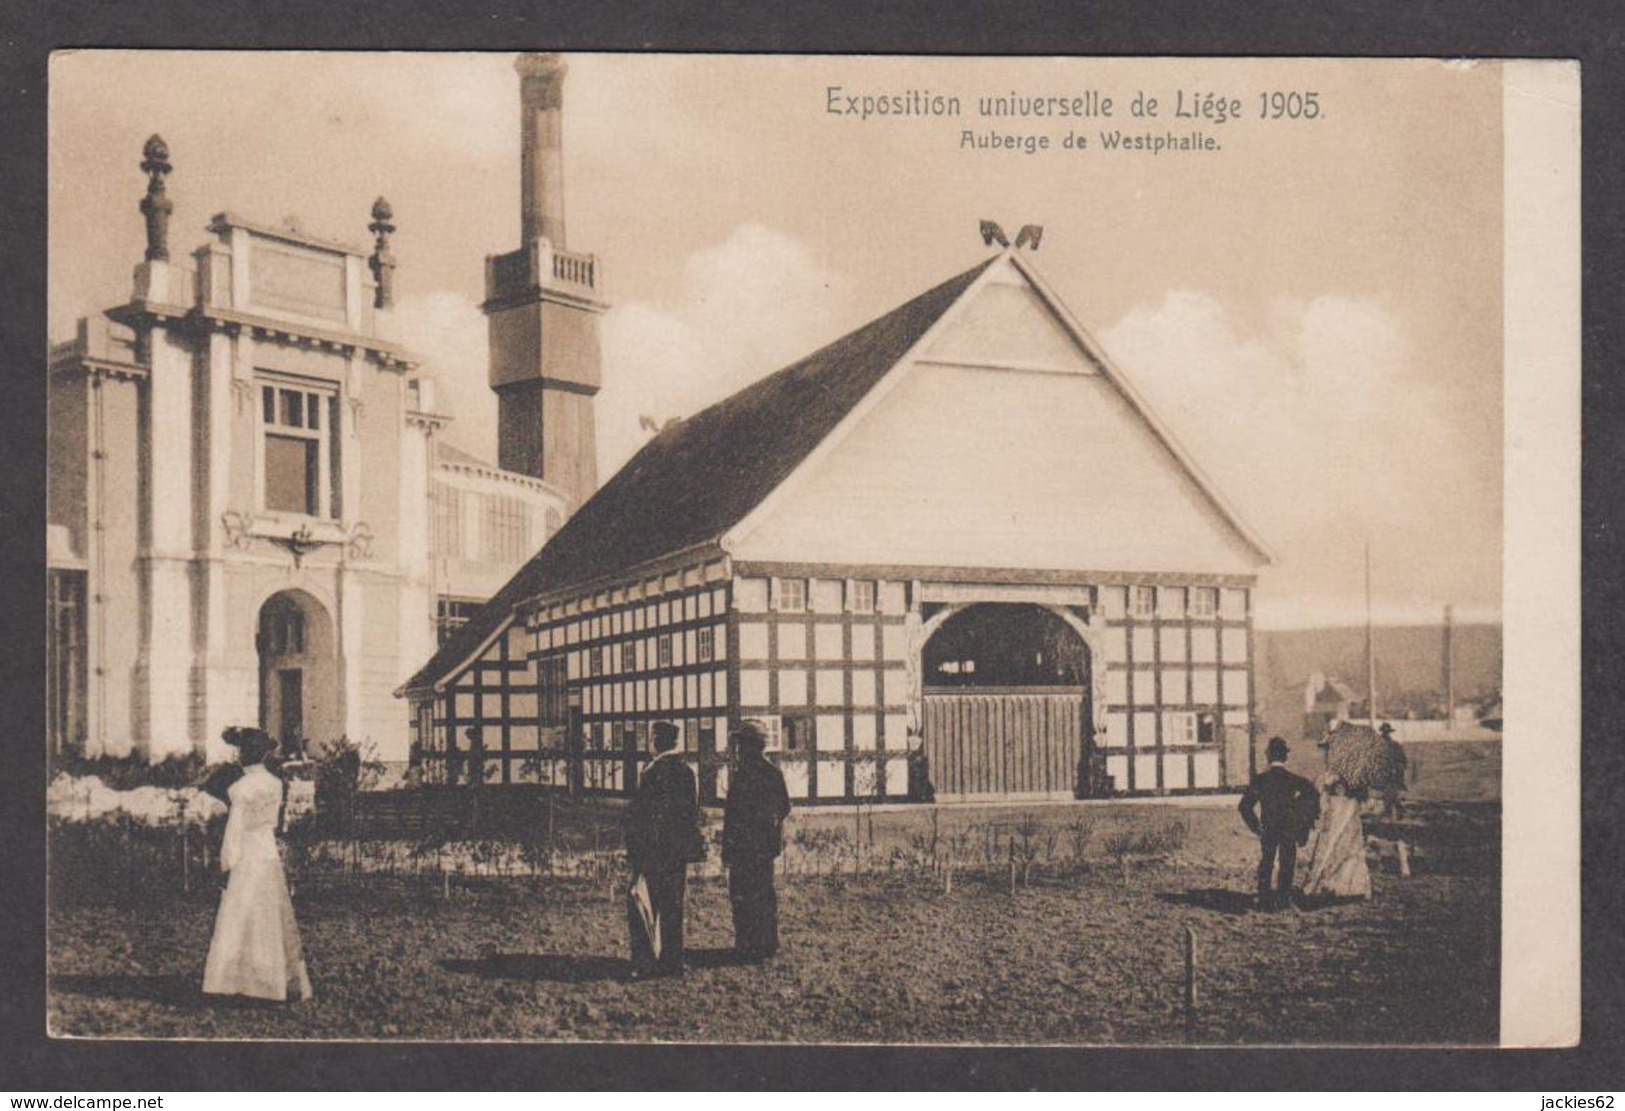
top-left (46, 56), bottom-right (604, 767)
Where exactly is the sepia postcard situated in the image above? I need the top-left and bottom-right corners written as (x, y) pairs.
top-left (41, 52), bottom-right (1579, 1050)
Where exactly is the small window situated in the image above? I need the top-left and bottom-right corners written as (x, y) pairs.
top-left (775, 578), bottom-right (807, 613)
top-left (849, 580), bottom-right (877, 614)
top-left (1190, 587), bottom-right (1218, 617)
top-left (435, 597), bottom-right (482, 646)
top-left (1197, 712), bottom-right (1218, 745)
top-left (696, 627), bottom-right (715, 663)
top-left (621, 641), bottom-right (637, 672)
top-left (1165, 711), bottom-right (1198, 745)
top-left (657, 635), bottom-right (673, 668)
top-left (782, 713), bottom-right (812, 753)
top-left (1130, 586), bottom-right (1156, 619)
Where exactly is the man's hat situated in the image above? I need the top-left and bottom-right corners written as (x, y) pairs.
top-left (1266, 736), bottom-right (1290, 763)
top-left (651, 721), bottom-right (681, 749)
top-left (731, 718), bottom-right (770, 748)
top-left (1378, 722), bottom-right (1395, 736)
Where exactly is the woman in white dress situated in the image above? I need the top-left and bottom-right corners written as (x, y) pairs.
top-left (1299, 773), bottom-right (1372, 901)
top-left (202, 728), bottom-right (314, 1002)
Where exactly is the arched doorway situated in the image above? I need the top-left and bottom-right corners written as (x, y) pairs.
top-left (921, 603), bottom-right (1093, 799)
top-left (256, 590), bottom-right (338, 750)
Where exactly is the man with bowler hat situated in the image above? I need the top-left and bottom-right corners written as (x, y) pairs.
top-left (1239, 736), bottom-right (1320, 910)
top-left (722, 718), bottom-right (791, 961)
top-left (623, 721), bottom-right (704, 977)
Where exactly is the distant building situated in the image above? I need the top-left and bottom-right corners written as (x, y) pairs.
top-left (402, 248), bottom-right (1273, 802)
top-left (46, 57), bottom-right (603, 767)
top-left (1303, 672), bottom-right (1368, 737)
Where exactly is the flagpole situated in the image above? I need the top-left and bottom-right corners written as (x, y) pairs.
top-left (1365, 539), bottom-right (1377, 725)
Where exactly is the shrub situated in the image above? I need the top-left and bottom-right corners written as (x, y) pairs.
top-left (1066, 814), bottom-right (1097, 862)
top-left (50, 751), bottom-right (206, 792)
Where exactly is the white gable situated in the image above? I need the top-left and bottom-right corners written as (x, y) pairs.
top-left (727, 260), bottom-right (1267, 576)
top-left (922, 276), bottom-right (1095, 374)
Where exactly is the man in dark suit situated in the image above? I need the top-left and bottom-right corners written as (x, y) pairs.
top-left (722, 718), bottom-right (791, 962)
top-left (1239, 736), bottom-right (1320, 911)
top-left (624, 721), bottom-right (704, 977)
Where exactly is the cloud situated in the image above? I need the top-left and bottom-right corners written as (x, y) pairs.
top-left (382, 225), bottom-right (850, 480)
top-left (1098, 291), bottom-right (1499, 627)
top-left (383, 289), bottom-right (496, 461)
top-left (597, 224), bottom-right (848, 475)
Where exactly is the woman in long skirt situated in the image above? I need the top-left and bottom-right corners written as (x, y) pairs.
top-left (1300, 773), bottom-right (1372, 901)
top-left (202, 728), bottom-right (314, 1002)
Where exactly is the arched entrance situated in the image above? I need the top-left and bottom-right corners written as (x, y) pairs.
top-left (920, 603), bottom-right (1093, 799)
top-left (256, 590), bottom-right (338, 749)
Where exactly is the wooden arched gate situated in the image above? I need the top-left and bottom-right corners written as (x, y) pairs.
top-left (919, 603), bottom-right (1092, 800)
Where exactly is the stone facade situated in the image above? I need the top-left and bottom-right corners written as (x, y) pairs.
top-left (47, 191), bottom-right (572, 766)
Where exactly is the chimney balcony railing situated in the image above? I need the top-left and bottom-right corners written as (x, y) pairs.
top-left (487, 241), bottom-right (600, 303)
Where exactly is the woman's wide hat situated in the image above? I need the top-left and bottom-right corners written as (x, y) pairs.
top-left (222, 725), bottom-right (276, 765)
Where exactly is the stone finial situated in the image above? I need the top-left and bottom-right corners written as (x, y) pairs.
top-left (139, 134), bottom-right (174, 262)
top-left (368, 196), bottom-right (397, 310)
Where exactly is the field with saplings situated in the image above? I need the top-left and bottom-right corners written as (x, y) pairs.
top-left (48, 740), bottom-right (1500, 1044)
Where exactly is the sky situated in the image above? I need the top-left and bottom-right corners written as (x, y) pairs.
top-left (49, 53), bottom-right (1505, 629)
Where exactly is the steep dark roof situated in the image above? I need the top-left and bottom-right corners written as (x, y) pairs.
top-left (400, 256), bottom-right (995, 694)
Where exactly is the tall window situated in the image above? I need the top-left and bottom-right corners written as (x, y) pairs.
top-left (696, 627), bottom-right (715, 663)
top-left (46, 570), bottom-right (87, 755)
top-left (259, 603), bottom-right (306, 656)
top-left (434, 486), bottom-right (465, 562)
top-left (261, 381), bottom-right (337, 518)
top-left (539, 656), bottom-right (569, 729)
top-left (849, 579), bottom-right (877, 614)
top-left (657, 635), bottom-right (673, 668)
top-left (621, 641), bottom-right (637, 672)
top-left (481, 494), bottom-right (531, 565)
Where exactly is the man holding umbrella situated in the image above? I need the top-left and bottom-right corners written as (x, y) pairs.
top-left (624, 721), bottom-right (704, 978)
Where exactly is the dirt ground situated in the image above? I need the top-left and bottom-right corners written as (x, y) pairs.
top-left (47, 799), bottom-right (1499, 1045)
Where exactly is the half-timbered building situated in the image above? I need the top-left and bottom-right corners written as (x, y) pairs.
top-left (400, 247), bottom-right (1273, 802)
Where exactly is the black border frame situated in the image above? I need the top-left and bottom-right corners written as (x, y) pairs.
top-left (4, 0), bottom-right (1622, 1091)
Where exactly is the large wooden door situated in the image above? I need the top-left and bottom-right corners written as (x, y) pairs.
top-left (922, 688), bottom-right (1084, 798)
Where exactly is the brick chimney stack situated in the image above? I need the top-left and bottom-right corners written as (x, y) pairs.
top-left (516, 53), bottom-right (568, 248)
top-left (484, 53), bottom-right (607, 510)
